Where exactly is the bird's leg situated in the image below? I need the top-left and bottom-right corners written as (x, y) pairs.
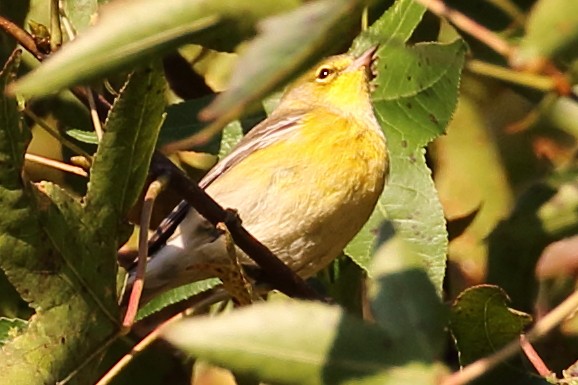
top-left (212, 217), bottom-right (254, 306)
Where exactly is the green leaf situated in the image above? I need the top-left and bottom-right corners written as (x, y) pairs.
top-left (10, 0), bottom-right (300, 97)
top-left (65, 128), bottom-right (99, 144)
top-left (164, 301), bottom-right (447, 385)
top-left (369, 222), bottom-right (447, 361)
top-left (0, 50), bottom-right (116, 385)
top-left (375, 40), bottom-right (465, 294)
top-left (316, 255), bottom-right (366, 315)
top-left (0, 317), bottom-right (27, 347)
top-left (218, 120), bottom-right (245, 158)
top-left (347, 0), bottom-right (466, 294)
top-left (85, 63), bottom-right (166, 221)
top-left (346, 0), bottom-right (428, 269)
top-left (200, 0), bottom-right (369, 124)
top-left (0, 56), bottom-right (168, 384)
top-left (449, 285), bottom-right (532, 366)
top-left (158, 96), bottom-right (220, 151)
top-left (136, 278), bottom-right (220, 321)
top-left (515, 0), bottom-right (578, 66)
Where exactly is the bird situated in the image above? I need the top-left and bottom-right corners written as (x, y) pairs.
top-left (130, 46), bottom-right (388, 303)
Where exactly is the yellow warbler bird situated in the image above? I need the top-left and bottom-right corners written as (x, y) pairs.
top-left (135, 47), bottom-right (388, 301)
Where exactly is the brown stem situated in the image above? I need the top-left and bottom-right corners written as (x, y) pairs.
top-left (519, 334), bottom-right (552, 377)
top-left (414, 0), bottom-right (513, 58)
top-left (0, 14), bottom-right (113, 120)
top-left (149, 152), bottom-right (322, 301)
top-left (0, 15), bottom-right (46, 61)
top-left (122, 176), bottom-right (169, 330)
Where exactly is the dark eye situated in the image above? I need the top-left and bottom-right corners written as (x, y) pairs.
top-left (316, 67), bottom-right (333, 80)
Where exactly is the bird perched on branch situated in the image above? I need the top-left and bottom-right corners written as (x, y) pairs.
top-left (129, 46), bottom-right (388, 304)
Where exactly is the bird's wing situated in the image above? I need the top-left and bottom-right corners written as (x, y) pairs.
top-left (146, 110), bottom-right (305, 255)
top-left (199, 112), bottom-right (303, 188)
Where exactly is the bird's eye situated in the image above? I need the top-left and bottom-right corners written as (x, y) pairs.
top-left (316, 67), bottom-right (333, 81)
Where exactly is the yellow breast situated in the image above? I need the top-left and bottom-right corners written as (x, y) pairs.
top-left (206, 109), bottom-right (387, 276)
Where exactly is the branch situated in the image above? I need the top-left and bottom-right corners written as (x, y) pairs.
top-left (0, 15), bottom-right (46, 61)
top-left (149, 152), bottom-right (322, 301)
top-left (0, 14), bottom-right (112, 120)
top-left (415, 0), bottom-right (573, 97)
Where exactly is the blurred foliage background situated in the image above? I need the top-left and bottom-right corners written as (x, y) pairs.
top-left (0, 0), bottom-right (577, 384)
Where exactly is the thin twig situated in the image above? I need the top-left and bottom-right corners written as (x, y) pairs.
top-left (23, 109), bottom-right (93, 161)
top-left (467, 60), bottom-right (555, 92)
top-left (54, 14), bottom-right (105, 141)
top-left (50, 0), bottom-right (62, 51)
top-left (87, 88), bottom-right (104, 141)
top-left (415, 0), bottom-right (574, 97)
top-left (0, 14), bottom-right (112, 120)
top-left (414, 0), bottom-right (513, 58)
top-left (0, 15), bottom-right (46, 61)
top-left (443, 289), bottom-right (578, 385)
top-left (25, 153), bottom-right (88, 177)
top-left (122, 176), bottom-right (169, 330)
top-left (519, 334), bottom-right (552, 377)
top-left (97, 291), bottom-right (229, 385)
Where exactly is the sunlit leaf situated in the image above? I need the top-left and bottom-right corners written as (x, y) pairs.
top-left (0, 317), bottom-right (27, 347)
top-left (199, 0), bottom-right (369, 126)
top-left (11, 0), bottom-right (300, 97)
top-left (346, 0), bottom-right (466, 295)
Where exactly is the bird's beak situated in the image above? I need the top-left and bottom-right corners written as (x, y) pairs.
top-left (348, 46), bottom-right (378, 72)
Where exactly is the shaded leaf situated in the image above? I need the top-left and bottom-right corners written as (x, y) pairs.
top-left (449, 285), bottom-right (531, 366)
top-left (369, 222), bottom-right (447, 361)
top-left (487, 172), bottom-right (578, 312)
top-left (431, 79), bottom-right (515, 291)
top-left (447, 207), bottom-right (480, 242)
top-left (158, 96), bottom-right (220, 151)
top-left (164, 301), bottom-right (447, 385)
top-left (0, 50), bottom-right (116, 385)
top-left (316, 254), bottom-right (366, 315)
top-left (158, 95), bottom-right (266, 153)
